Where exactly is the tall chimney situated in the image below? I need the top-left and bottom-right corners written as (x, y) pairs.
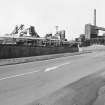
top-left (94, 9), bottom-right (96, 26)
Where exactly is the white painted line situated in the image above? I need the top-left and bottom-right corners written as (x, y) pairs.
top-left (0, 70), bottom-right (39, 81)
top-left (45, 66), bottom-right (58, 72)
top-left (0, 62), bottom-right (70, 81)
top-left (45, 62), bottom-right (70, 72)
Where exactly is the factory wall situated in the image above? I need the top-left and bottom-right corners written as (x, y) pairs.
top-left (0, 45), bottom-right (78, 59)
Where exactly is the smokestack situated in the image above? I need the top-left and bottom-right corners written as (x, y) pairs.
top-left (55, 26), bottom-right (59, 33)
top-left (94, 9), bottom-right (96, 26)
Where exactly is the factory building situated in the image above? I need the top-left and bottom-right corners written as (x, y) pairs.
top-left (85, 24), bottom-right (98, 39)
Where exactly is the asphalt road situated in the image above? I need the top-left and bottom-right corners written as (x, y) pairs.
top-left (0, 51), bottom-right (105, 105)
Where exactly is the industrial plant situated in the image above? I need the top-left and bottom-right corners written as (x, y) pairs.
top-left (0, 24), bottom-right (78, 59)
top-left (0, 9), bottom-right (105, 59)
top-left (76, 9), bottom-right (105, 46)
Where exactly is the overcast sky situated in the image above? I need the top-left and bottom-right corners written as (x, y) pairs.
top-left (0, 0), bottom-right (105, 39)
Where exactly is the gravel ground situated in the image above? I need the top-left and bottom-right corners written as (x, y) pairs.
top-left (27, 70), bottom-right (105, 105)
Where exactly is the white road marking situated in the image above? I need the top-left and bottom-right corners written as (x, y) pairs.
top-left (45, 62), bottom-right (70, 72)
top-left (0, 62), bottom-right (70, 81)
top-left (0, 70), bottom-right (39, 81)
